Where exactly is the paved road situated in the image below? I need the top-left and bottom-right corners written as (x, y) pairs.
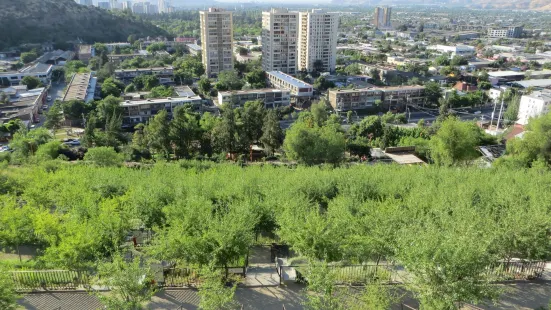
top-left (36, 81), bottom-right (66, 127)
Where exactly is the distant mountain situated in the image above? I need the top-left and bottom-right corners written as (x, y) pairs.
top-left (0, 0), bottom-right (169, 50)
top-left (333, 0), bottom-right (551, 10)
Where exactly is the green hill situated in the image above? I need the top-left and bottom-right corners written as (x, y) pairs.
top-left (0, 0), bottom-right (169, 50)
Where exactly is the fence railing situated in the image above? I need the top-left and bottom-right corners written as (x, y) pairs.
top-left (276, 263), bottom-right (397, 285)
top-left (11, 270), bottom-right (90, 291)
top-left (487, 260), bottom-right (546, 281)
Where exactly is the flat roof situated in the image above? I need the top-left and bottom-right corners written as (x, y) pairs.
top-left (186, 44), bottom-right (202, 51)
top-left (218, 88), bottom-right (289, 96)
top-left (489, 70), bottom-right (551, 77)
top-left (512, 79), bottom-right (551, 88)
top-left (522, 90), bottom-right (551, 101)
top-left (329, 88), bottom-right (381, 93)
top-left (378, 85), bottom-right (425, 91)
top-left (121, 96), bottom-right (202, 107)
top-left (384, 152), bottom-right (425, 165)
top-left (115, 66), bottom-right (173, 73)
top-left (267, 71), bottom-right (313, 88)
top-left (174, 86), bottom-right (197, 97)
top-left (63, 73), bottom-right (91, 102)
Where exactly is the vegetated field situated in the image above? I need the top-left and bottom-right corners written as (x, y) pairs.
top-left (0, 161), bottom-right (550, 303)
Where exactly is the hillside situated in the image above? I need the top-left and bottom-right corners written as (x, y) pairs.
top-left (0, 0), bottom-right (168, 50)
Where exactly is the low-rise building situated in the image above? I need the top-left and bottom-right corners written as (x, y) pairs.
top-left (121, 95), bottom-right (203, 125)
top-left (107, 50), bottom-right (154, 64)
top-left (266, 71), bottom-right (313, 97)
top-left (36, 50), bottom-right (75, 65)
top-left (380, 85), bottom-right (425, 108)
top-left (174, 37), bottom-right (197, 44)
top-left (104, 42), bottom-right (132, 52)
top-left (217, 88), bottom-right (290, 108)
top-left (427, 45), bottom-right (476, 57)
top-left (114, 67), bottom-right (174, 82)
top-left (62, 73), bottom-right (96, 103)
top-left (78, 45), bottom-right (94, 64)
top-left (328, 88), bottom-right (383, 111)
top-left (0, 63), bottom-right (53, 86)
top-left (489, 70), bottom-right (551, 83)
top-left (0, 86), bottom-right (47, 123)
top-left (517, 90), bottom-right (551, 125)
top-left (186, 44), bottom-right (202, 56)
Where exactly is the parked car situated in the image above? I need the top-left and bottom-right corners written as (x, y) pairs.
top-left (0, 145), bottom-right (12, 153)
top-left (62, 139), bottom-right (81, 147)
top-left (47, 96), bottom-right (52, 101)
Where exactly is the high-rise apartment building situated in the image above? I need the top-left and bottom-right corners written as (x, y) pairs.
top-left (158, 0), bottom-right (170, 13)
top-left (200, 8), bottom-right (234, 77)
top-left (374, 6), bottom-right (392, 29)
top-left (297, 9), bottom-right (339, 73)
top-left (76, 0), bottom-right (94, 6)
top-left (261, 9), bottom-right (299, 75)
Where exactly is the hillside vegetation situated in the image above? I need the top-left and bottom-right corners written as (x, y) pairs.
top-left (1, 161), bottom-right (550, 308)
top-left (0, 0), bottom-right (168, 50)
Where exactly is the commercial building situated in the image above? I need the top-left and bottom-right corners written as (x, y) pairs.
top-left (517, 91), bottom-right (551, 125)
top-left (298, 9), bottom-right (339, 73)
top-left (114, 67), bottom-right (174, 82)
top-left (217, 88), bottom-right (291, 108)
top-left (266, 71), bottom-right (313, 97)
top-left (373, 6), bottom-right (392, 29)
top-left (488, 70), bottom-right (551, 83)
top-left (487, 26), bottom-right (523, 38)
top-left (62, 73), bottom-right (96, 103)
top-left (261, 8), bottom-right (299, 75)
top-left (200, 8), bottom-right (234, 77)
top-left (427, 45), bottom-right (476, 57)
top-left (0, 63), bottom-right (53, 86)
top-left (107, 50), bottom-right (154, 64)
top-left (328, 88), bottom-right (383, 111)
top-left (121, 95), bottom-right (203, 125)
top-left (0, 87), bottom-right (47, 124)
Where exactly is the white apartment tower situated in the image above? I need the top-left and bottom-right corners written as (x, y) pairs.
top-left (262, 8), bottom-right (299, 75)
top-left (200, 8), bottom-right (234, 77)
top-left (297, 9), bottom-right (339, 73)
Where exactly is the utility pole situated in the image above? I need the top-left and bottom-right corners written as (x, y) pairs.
top-left (489, 98), bottom-right (498, 130)
top-left (496, 99), bottom-right (505, 132)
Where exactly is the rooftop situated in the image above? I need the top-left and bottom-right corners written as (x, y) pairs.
top-left (174, 86), bottom-right (197, 97)
top-left (489, 70), bottom-right (551, 78)
top-left (219, 88), bottom-right (289, 96)
top-left (20, 63), bottom-right (53, 74)
top-left (186, 44), bottom-right (202, 51)
top-left (379, 85), bottom-right (425, 91)
top-left (330, 88), bottom-right (381, 94)
top-left (522, 90), bottom-right (551, 102)
top-left (63, 73), bottom-right (92, 102)
top-left (267, 71), bottom-right (313, 88)
top-left (36, 50), bottom-right (75, 63)
top-left (512, 79), bottom-right (551, 88)
top-left (121, 96), bottom-right (202, 107)
top-left (115, 66), bottom-right (174, 73)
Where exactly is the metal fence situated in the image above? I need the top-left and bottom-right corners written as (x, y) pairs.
top-left (488, 260), bottom-right (546, 281)
top-left (276, 263), bottom-right (397, 286)
top-left (11, 270), bottom-right (90, 291)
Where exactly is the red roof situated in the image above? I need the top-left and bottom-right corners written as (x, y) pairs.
top-left (505, 124), bottom-right (525, 141)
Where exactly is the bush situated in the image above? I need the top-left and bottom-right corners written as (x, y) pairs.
top-left (84, 147), bottom-right (123, 167)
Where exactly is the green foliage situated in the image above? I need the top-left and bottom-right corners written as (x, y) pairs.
top-left (84, 147), bottom-right (124, 166)
top-left (44, 102), bottom-right (63, 131)
top-left (36, 140), bottom-right (66, 160)
top-left (215, 71), bottom-right (244, 91)
top-left (133, 75), bottom-right (160, 91)
top-left (430, 118), bottom-right (485, 166)
top-left (198, 77), bottom-right (212, 96)
top-left (147, 86), bottom-right (174, 98)
top-left (9, 127), bottom-right (53, 162)
top-left (174, 55), bottom-right (204, 78)
top-left (313, 76), bottom-right (336, 91)
top-left (244, 69), bottom-right (266, 89)
top-left (284, 118), bottom-right (345, 165)
top-left (0, 266), bottom-right (18, 310)
top-left (496, 112), bottom-right (551, 168)
top-left (0, 0), bottom-right (168, 48)
top-left (146, 42), bottom-right (166, 54)
top-left (198, 268), bottom-right (239, 310)
top-left (344, 63), bottom-right (362, 75)
top-left (20, 76), bottom-right (41, 90)
top-left (424, 81), bottom-right (443, 106)
top-left (260, 109), bottom-right (283, 155)
top-left (94, 254), bottom-right (156, 310)
top-left (101, 77), bottom-right (125, 98)
top-left (20, 51), bottom-right (39, 64)
top-left (61, 99), bottom-right (91, 120)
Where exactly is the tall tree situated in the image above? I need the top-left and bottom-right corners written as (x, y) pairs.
top-left (145, 110), bottom-right (171, 158)
top-left (241, 100), bottom-right (265, 144)
top-left (260, 109), bottom-right (283, 155)
top-left (430, 118), bottom-right (482, 166)
top-left (21, 76), bottom-right (41, 90)
top-left (170, 105), bottom-right (200, 158)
